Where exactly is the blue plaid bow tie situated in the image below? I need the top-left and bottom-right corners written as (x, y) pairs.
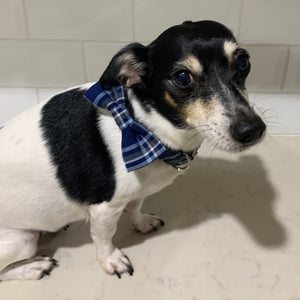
top-left (84, 83), bottom-right (197, 172)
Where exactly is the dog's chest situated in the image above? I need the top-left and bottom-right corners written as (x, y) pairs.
top-left (135, 161), bottom-right (182, 198)
top-left (99, 115), bottom-right (183, 201)
top-left (114, 160), bottom-right (182, 201)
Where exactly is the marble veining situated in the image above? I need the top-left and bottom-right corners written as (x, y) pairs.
top-left (1, 136), bottom-right (300, 300)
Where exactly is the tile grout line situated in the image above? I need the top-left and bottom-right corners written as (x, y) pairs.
top-left (81, 43), bottom-right (89, 83)
top-left (35, 88), bottom-right (40, 104)
top-left (280, 47), bottom-right (291, 91)
top-left (237, 0), bottom-right (245, 38)
top-left (21, 0), bottom-right (30, 39)
top-left (0, 37), bottom-right (134, 44)
top-left (241, 43), bottom-right (297, 47)
top-left (0, 37), bottom-right (298, 48)
top-left (0, 86), bottom-right (300, 95)
top-left (0, 85), bottom-right (64, 91)
top-left (132, 0), bottom-right (136, 41)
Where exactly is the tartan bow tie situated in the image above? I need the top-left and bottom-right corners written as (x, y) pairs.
top-left (84, 82), bottom-right (197, 172)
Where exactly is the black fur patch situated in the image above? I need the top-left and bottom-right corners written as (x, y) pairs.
top-left (40, 88), bottom-right (116, 204)
top-left (98, 20), bottom-right (250, 130)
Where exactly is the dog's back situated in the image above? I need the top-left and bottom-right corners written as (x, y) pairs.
top-left (0, 92), bottom-right (86, 232)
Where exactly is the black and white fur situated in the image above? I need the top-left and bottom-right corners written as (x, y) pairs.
top-left (0, 21), bottom-right (266, 280)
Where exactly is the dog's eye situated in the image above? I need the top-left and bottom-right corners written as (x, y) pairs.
top-left (172, 70), bottom-right (192, 86)
top-left (236, 55), bottom-right (250, 72)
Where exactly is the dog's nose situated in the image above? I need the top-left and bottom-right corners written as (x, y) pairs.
top-left (230, 119), bottom-right (266, 145)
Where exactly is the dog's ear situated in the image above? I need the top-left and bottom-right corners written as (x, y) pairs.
top-left (99, 43), bottom-right (148, 87)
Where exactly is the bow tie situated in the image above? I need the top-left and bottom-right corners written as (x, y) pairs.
top-left (84, 82), bottom-right (197, 172)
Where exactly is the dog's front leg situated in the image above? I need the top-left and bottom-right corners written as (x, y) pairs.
top-left (126, 199), bottom-right (165, 234)
top-left (88, 202), bottom-right (133, 278)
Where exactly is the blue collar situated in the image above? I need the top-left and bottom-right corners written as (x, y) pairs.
top-left (84, 83), bottom-right (198, 172)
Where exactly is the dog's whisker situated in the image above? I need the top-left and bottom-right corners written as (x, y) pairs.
top-left (210, 142), bottom-right (219, 157)
top-left (266, 121), bottom-right (286, 126)
top-left (184, 127), bottom-right (212, 145)
top-left (195, 124), bottom-right (210, 127)
top-left (206, 138), bottom-right (219, 157)
top-left (265, 119), bottom-right (287, 127)
top-left (199, 129), bottom-right (212, 132)
top-left (262, 109), bottom-right (274, 115)
top-left (265, 115), bottom-right (281, 119)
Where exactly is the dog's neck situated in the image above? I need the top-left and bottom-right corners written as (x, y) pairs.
top-left (127, 89), bottom-right (203, 153)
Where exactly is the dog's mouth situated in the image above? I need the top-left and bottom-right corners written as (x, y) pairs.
top-left (202, 116), bottom-right (266, 153)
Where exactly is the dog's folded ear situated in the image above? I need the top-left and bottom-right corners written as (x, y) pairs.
top-left (99, 43), bottom-right (148, 87)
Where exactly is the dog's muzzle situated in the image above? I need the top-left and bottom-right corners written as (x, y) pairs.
top-left (230, 117), bottom-right (266, 145)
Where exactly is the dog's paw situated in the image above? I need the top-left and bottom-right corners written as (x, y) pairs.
top-left (99, 248), bottom-right (134, 279)
top-left (1, 256), bottom-right (58, 281)
top-left (132, 213), bottom-right (165, 234)
top-left (22, 256), bottom-right (58, 280)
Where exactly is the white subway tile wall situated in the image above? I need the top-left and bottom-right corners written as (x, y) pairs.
top-left (25, 0), bottom-right (133, 41)
top-left (134, 0), bottom-right (241, 42)
top-left (0, 41), bottom-right (85, 87)
top-left (0, 88), bottom-right (37, 125)
top-left (283, 47), bottom-right (300, 92)
top-left (84, 42), bottom-right (127, 82)
top-left (37, 88), bottom-right (64, 103)
top-left (246, 46), bottom-right (288, 92)
top-left (0, 0), bottom-right (28, 39)
top-left (0, 0), bottom-right (300, 131)
top-left (1, 0), bottom-right (299, 91)
top-left (240, 0), bottom-right (300, 45)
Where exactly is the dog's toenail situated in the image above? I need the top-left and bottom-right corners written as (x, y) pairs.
top-left (113, 270), bottom-right (121, 279)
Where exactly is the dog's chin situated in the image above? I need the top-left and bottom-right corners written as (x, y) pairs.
top-left (213, 139), bottom-right (246, 153)
top-left (205, 131), bottom-right (264, 153)
top-left (218, 142), bottom-right (247, 153)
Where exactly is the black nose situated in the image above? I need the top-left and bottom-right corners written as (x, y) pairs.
top-left (230, 119), bottom-right (266, 145)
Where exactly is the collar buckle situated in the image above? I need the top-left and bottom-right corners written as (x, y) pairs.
top-left (172, 148), bottom-right (199, 172)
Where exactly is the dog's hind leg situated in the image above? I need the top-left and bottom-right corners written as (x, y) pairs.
top-left (0, 228), bottom-right (57, 281)
top-left (125, 199), bottom-right (165, 234)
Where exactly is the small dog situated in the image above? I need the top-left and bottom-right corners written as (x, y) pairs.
top-left (0, 20), bottom-right (266, 280)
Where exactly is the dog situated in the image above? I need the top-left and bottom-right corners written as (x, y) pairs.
top-left (0, 20), bottom-right (266, 281)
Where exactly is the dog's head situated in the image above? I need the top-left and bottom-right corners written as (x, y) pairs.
top-left (100, 20), bottom-right (266, 152)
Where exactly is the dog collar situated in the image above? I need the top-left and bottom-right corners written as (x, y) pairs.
top-left (84, 83), bottom-right (198, 172)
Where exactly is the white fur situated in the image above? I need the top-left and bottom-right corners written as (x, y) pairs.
top-left (0, 80), bottom-right (264, 280)
top-left (223, 41), bottom-right (238, 59)
top-left (0, 84), bottom-right (193, 280)
top-left (128, 89), bottom-right (203, 152)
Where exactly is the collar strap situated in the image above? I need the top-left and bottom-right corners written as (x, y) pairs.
top-left (84, 83), bottom-right (198, 172)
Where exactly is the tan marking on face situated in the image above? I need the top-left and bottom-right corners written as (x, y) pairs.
top-left (180, 55), bottom-right (203, 75)
top-left (239, 87), bottom-right (249, 100)
top-left (224, 41), bottom-right (238, 60)
top-left (165, 92), bottom-right (177, 108)
top-left (182, 96), bottom-right (224, 126)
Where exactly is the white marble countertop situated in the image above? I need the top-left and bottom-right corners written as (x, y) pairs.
top-left (1, 136), bottom-right (300, 300)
